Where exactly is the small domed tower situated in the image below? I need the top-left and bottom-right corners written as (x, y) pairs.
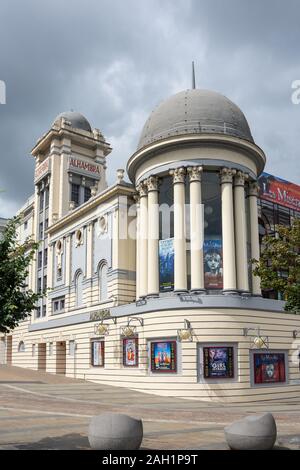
top-left (127, 89), bottom-right (266, 298)
top-left (32, 111), bottom-right (111, 226)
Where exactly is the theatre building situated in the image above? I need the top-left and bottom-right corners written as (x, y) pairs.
top-left (1, 89), bottom-right (300, 403)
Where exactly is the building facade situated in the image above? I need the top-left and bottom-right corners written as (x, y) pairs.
top-left (1, 90), bottom-right (300, 403)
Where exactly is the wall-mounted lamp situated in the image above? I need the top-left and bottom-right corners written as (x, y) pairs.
top-left (177, 319), bottom-right (194, 342)
top-left (92, 309), bottom-right (117, 336)
top-left (94, 323), bottom-right (110, 336)
top-left (243, 327), bottom-right (269, 349)
top-left (293, 330), bottom-right (300, 339)
top-left (121, 316), bottom-right (144, 337)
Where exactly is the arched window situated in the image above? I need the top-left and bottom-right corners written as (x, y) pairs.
top-left (18, 341), bottom-right (25, 353)
top-left (75, 270), bottom-right (83, 306)
top-left (98, 261), bottom-right (108, 301)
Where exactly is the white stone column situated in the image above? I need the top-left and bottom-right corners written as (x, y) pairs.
top-left (137, 181), bottom-right (148, 298)
top-left (170, 168), bottom-right (187, 293)
top-left (234, 171), bottom-right (250, 293)
top-left (248, 181), bottom-right (261, 296)
top-left (86, 222), bottom-right (94, 306)
top-left (134, 195), bottom-right (141, 300)
top-left (86, 223), bottom-right (93, 279)
top-left (220, 168), bottom-right (237, 294)
top-left (187, 166), bottom-right (205, 293)
top-left (46, 243), bottom-right (54, 316)
top-left (147, 176), bottom-right (159, 297)
top-left (65, 235), bottom-right (71, 286)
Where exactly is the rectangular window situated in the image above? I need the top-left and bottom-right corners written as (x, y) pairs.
top-left (91, 340), bottom-right (105, 367)
top-left (45, 188), bottom-right (49, 208)
top-left (69, 340), bottom-right (76, 357)
top-left (84, 186), bottom-right (91, 202)
top-left (123, 337), bottom-right (139, 367)
top-left (252, 352), bottom-right (287, 385)
top-left (38, 251), bottom-right (42, 269)
top-left (43, 275), bottom-right (47, 290)
top-left (39, 192), bottom-right (44, 211)
top-left (42, 305), bottom-right (46, 317)
top-left (71, 183), bottom-right (80, 206)
top-left (36, 307), bottom-right (41, 318)
top-left (37, 278), bottom-right (42, 293)
top-left (45, 218), bottom-right (49, 230)
top-left (52, 297), bottom-right (65, 314)
top-left (203, 346), bottom-right (234, 379)
top-left (150, 340), bottom-right (177, 373)
top-left (39, 222), bottom-right (43, 240)
top-left (44, 248), bottom-right (48, 266)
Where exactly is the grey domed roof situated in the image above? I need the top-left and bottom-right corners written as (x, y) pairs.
top-left (53, 111), bottom-right (92, 132)
top-left (137, 89), bottom-right (253, 150)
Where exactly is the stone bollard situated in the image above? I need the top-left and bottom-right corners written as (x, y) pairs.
top-left (224, 412), bottom-right (277, 450)
top-left (88, 413), bottom-right (143, 450)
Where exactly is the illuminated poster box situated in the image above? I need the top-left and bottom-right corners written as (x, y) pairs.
top-left (151, 340), bottom-right (177, 373)
top-left (204, 239), bottom-right (223, 289)
top-left (123, 337), bottom-right (139, 367)
top-left (253, 352), bottom-right (286, 384)
top-left (91, 339), bottom-right (105, 367)
top-left (159, 238), bottom-right (174, 292)
top-left (203, 346), bottom-right (234, 379)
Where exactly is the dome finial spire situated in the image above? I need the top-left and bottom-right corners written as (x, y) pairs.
top-left (192, 61), bottom-right (196, 89)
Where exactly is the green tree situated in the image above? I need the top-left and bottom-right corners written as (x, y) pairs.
top-left (0, 217), bottom-right (44, 333)
top-left (252, 218), bottom-right (300, 313)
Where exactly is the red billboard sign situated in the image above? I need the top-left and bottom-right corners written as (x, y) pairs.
top-left (69, 157), bottom-right (101, 176)
top-left (258, 172), bottom-right (300, 212)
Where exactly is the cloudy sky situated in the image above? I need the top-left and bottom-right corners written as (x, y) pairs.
top-left (0, 0), bottom-right (299, 217)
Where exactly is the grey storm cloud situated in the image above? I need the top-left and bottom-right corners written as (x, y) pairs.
top-left (0, 0), bottom-right (299, 217)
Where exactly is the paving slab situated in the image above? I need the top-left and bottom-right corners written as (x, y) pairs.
top-left (0, 365), bottom-right (299, 450)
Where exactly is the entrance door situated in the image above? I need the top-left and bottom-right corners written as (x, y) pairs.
top-left (56, 341), bottom-right (66, 375)
top-left (0, 338), bottom-right (6, 364)
top-left (38, 343), bottom-right (46, 371)
top-left (6, 336), bottom-right (12, 365)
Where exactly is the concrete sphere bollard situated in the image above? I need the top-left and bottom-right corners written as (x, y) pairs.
top-left (224, 413), bottom-right (277, 450)
top-left (88, 413), bottom-right (143, 450)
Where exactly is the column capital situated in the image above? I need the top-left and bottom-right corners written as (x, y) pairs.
top-left (169, 167), bottom-right (186, 184)
top-left (233, 170), bottom-right (248, 187)
top-left (187, 166), bottom-right (203, 182)
top-left (220, 167), bottom-right (236, 184)
top-left (146, 175), bottom-right (159, 192)
top-left (248, 180), bottom-right (259, 197)
top-left (136, 180), bottom-right (148, 198)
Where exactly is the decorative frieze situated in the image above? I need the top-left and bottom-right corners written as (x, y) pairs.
top-left (233, 170), bottom-right (248, 187)
top-left (220, 167), bottom-right (236, 184)
top-left (248, 181), bottom-right (259, 197)
top-left (90, 309), bottom-right (111, 322)
top-left (169, 167), bottom-right (186, 184)
top-left (136, 181), bottom-right (148, 198)
top-left (187, 166), bottom-right (203, 182)
top-left (146, 175), bottom-right (159, 192)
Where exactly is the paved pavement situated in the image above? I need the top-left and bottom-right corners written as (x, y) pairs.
top-left (0, 365), bottom-right (299, 450)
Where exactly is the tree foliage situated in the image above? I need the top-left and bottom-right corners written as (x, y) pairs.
top-left (0, 217), bottom-right (44, 333)
top-left (252, 218), bottom-right (300, 313)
